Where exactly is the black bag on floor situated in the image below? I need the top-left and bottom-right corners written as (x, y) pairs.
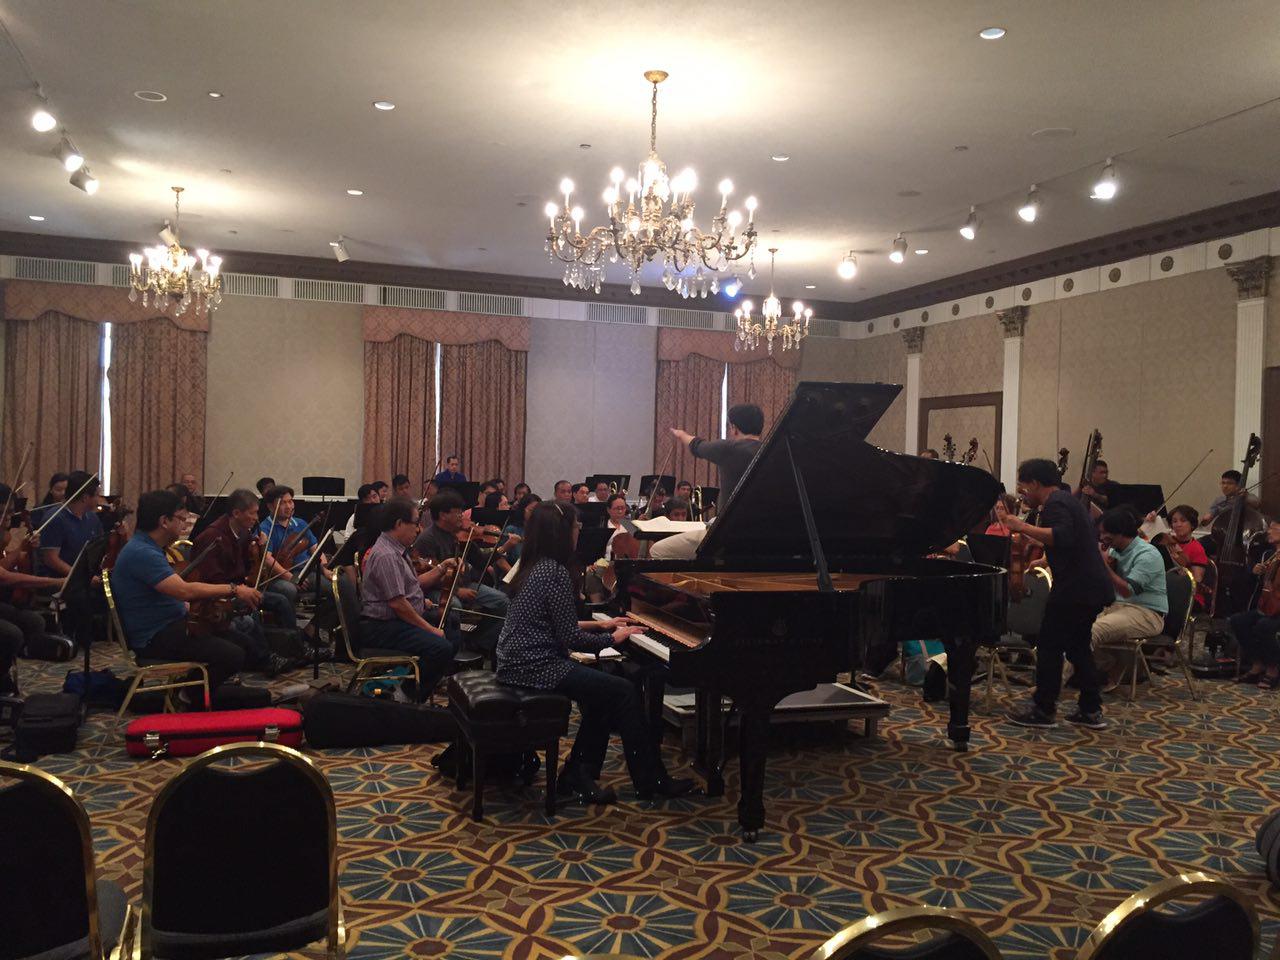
top-left (6, 692), bottom-right (81, 761)
top-left (211, 683), bottom-right (272, 711)
top-left (21, 633), bottom-right (76, 662)
top-left (303, 691), bottom-right (458, 748)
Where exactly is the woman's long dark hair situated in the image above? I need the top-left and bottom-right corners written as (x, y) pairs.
top-left (510, 500), bottom-right (576, 596)
top-left (511, 493), bottom-right (541, 527)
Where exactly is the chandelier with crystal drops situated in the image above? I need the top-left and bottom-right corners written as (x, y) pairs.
top-left (735, 248), bottom-right (811, 354)
top-left (544, 70), bottom-right (758, 298)
top-left (127, 186), bottom-right (223, 317)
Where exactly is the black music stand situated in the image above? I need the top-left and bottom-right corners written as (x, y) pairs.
top-left (470, 507), bottom-right (507, 527)
top-left (575, 502), bottom-right (608, 528)
top-left (693, 485), bottom-right (720, 518)
top-left (965, 533), bottom-right (1012, 570)
top-left (302, 476), bottom-right (345, 498)
top-left (59, 538), bottom-right (104, 718)
top-left (575, 526), bottom-right (613, 566)
top-left (587, 474), bottom-right (632, 494)
top-left (639, 474), bottom-right (676, 498)
top-left (437, 480), bottom-right (481, 507)
top-left (1109, 483), bottom-right (1166, 517)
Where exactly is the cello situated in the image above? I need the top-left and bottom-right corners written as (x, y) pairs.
top-left (1213, 433), bottom-right (1263, 616)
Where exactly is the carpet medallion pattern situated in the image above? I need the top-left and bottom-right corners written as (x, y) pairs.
top-left (9, 648), bottom-right (1280, 959)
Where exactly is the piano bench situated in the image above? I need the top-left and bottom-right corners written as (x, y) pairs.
top-left (447, 670), bottom-right (571, 821)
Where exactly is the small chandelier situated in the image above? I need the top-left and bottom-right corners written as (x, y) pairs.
top-left (735, 248), bottom-right (811, 354)
top-left (128, 186), bottom-right (223, 317)
top-left (545, 70), bottom-right (758, 297)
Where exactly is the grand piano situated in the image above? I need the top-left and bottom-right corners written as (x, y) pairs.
top-left (615, 381), bottom-right (1005, 840)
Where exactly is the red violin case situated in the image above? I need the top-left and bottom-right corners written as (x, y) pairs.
top-left (124, 707), bottom-right (304, 759)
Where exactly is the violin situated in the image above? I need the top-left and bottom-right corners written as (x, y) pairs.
top-left (273, 512), bottom-right (326, 573)
top-left (98, 501), bottom-right (134, 573)
top-left (1255, 550), bottom-right (1280, 617)
top-left (942, 434), bottom-right (957, 462)
top-left (455, 524), bottom-right (501, 548)
top-left (188, 596), bottom-right (236, 638)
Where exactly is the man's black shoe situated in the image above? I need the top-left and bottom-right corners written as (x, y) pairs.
top-left (1005, 704), bottom-right (1058, 728)
top-left (637, 775), bottom-right (697, 803)
top-left (1065, 710), bottom-right (1107, 730)
top-left (262, 653), bottom-right (294, 678)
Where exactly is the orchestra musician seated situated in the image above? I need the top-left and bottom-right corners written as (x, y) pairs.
top-left (414, 490), bottom-right (510, 658)
top-left (1229, 518), bottom-right (1280, 689)
top-left (477, 480), bottom-right (498, 507)
top-left (505, 494), bottom-right (541, 566)
top-left (1145, 504), bottom-right (1210, 608)
top-left (1203, 469), bottom-right (1261, 527)
top-left (164, 485), bottom-right (200, 543)
top-left (553, 480), bottom-right (572, 503)
top-left (37, 471), bottom-right (103, 577)
top-left (434, 455), bottom-right (467, 484)
top-left (110, 488), bottom-right (277, 692)
top-left (494, 501), bottom-right (693, 805)
top-left (571, 483), bottom-right (591, 506)
top-left (371, 480), bottom-right (390, 503)
top-left (392, 474), bottom-right (412, 498)
top-left (189, 487), bottom-right (297, 674)
top-left (341, 483), bottom-right (381, 544)
top-left (587, 480), bottom-right (612, 503)
top-left (36, 471), bottom-right (69, 519)
top-left (256, 485), bottom-right (327, 603)
top-left (985, 494), bottom-right (1019, 536)
top-left (1076, 459), bottom-right (1119, 513)
top-left (177, 471), bottom-right (204, 515)
top-left (664, 497), bottom-right (691, 522)
top-left (512, 482), bottom-right (530, 503)
top-left (0, 483), bottom-right (67, 696)
top-left (359, 496), bottom-right (460, 697)
top-left (1093, 507), bottom-right (1169, 689)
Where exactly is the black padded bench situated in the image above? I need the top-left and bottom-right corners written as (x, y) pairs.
top-left (447, 671), bottom-right (570, 820)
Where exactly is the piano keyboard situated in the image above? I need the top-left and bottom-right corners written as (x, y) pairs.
top-left (593, 612), bottom-right (678, 662)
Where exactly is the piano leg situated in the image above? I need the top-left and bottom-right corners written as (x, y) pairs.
top-left (942, 633), bottom-right (977, 751)
top-left (735, 700), bottom-right (774, 842)
top-left (694, 688), bottom-right (726, 798)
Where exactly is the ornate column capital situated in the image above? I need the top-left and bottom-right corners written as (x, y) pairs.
top-left (902, 327), bottom-right (925, 355)
top-left (996, 306), bottom-right (1028, 338)
top-left (1227, 256), bottom-right (1273, 300)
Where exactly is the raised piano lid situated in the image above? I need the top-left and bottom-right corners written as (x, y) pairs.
top-left (697, 380), bottom-right (1002, 563)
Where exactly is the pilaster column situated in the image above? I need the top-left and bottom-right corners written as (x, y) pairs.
top-left (903, 328), bottom-right (925, 454)
top-left (997, 307), bottom-right (1028, 488)
top-left (1227, 256), bottom-right (1271, 459)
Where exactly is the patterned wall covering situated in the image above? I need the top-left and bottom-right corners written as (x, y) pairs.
top-left (524, 318), bottom-right (657, 497)
top-left (205, 296), bottom-right (364, 497)
top-left (1018, 269), bottom-right (1237, 510)
top-left (920, 314), bottom-right (1003, 398)
top-left (926, 406), bottom-right (997, 470)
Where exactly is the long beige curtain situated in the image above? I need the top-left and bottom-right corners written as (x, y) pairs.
top-left (2, 312), bottom-right (103, 498)
top-left (109, 318), bottom-right (208, 505)
top-left (439, 339), bottom-right (527, 484)
top-left (653, 354), bottom-right (725, 488)
top-left (363, 334), bottom-right (439, 486)
top-left (728, 358), bottom-right (797, 441)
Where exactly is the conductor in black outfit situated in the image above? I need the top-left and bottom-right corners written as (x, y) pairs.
top-left (996, 458), bottom-right (1115, 730)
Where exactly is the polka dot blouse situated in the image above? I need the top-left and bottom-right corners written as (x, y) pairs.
top-left (495, 558), bottom-right (613, 689)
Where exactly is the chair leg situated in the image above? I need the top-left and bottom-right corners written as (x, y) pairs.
top-left (1177, 645), bottom-right (1200, 701)
top-left (544, 738), bottom-right (559, 817)
top-left (455, 738), bottom-right (467, 790)
top-left (471, 749), bottom-right (486, 822)
top-left (117, 671), bottom-right (146, 720)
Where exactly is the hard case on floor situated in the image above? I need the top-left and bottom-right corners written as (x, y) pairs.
top-left (124, 707), bottom-right (303, 759)
top-left (303, 691), bottom-right (457, 748)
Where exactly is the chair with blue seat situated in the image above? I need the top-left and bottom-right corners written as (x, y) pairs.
top-left (0, 760), bottom-right (129, 960)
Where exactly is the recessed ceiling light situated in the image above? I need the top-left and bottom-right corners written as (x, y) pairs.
top-left (346, 188), bottom-right (364, 196)
top-left (207, 91), bottom-right (223, 99)
top-left (804, 284), bottom-right (815, 289)
top-left (28, 215), bottom-right (45, 221)
top-left (133, 90), bottom-right (167, 102)
top-left (771, 154), bottom-right (790, 162)
top-left (897, 189), bottom-right (921, 198)
top-left (978, 27), bottom-right (1006, 40)
top-left (914, 249), bottom-right (929, 255)
top-left (579, 143), bottom-right (591, 150)
top-left (372, 100), bottom-right (395, 111)
top-left (954, 145), bottom-right (969, 152)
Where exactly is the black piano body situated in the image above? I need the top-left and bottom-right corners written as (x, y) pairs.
top-left (616, 380), bottom-right (1005, 840)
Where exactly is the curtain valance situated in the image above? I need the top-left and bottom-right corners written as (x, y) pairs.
top-left (656, 327), bottom-right (801, 368)
top-left (362, 307), bottom-right (529, 351)
top-left (2, 280), bottom-right (210, 331)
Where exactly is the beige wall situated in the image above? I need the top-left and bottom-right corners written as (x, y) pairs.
top-left (205, 296), bottom-right (364, 497)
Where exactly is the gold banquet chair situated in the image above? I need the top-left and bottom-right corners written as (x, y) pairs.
top-left (0, 761), bottom-right (130, 960)
top-left (131, 743), bottom-right (345, 959)
top-left (330, 568), bottom-right (420, 695)
top-left (102, 569), bottom-right (210, 720)
top-left (1075, 872), bottom-right (1258, 960)
top-left (807, 905), bottom-right (1002, 960)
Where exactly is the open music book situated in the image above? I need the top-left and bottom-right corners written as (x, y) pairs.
top-left (630, 517), bottom-right (706, 533)
top-left (1140, 514), bottom-right (1172, 541)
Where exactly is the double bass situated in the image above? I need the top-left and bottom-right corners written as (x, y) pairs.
top-left (1213, 433), bottom-right (1263, 616)
top-left (1077, 429), bottom-right (1103, 508)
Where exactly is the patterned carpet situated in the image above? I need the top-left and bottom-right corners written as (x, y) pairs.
top-left (8, 644), bottom-right (1280, 960)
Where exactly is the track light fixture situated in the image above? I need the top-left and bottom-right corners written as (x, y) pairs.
top-left (31, 107), bottom-right (56, 132)
top-left (1091, 157), bottom-right (1118, 201)
top-left (1017, 184), bottom-right (1040, 223)
top-left (69, 167), bottom-right (99, 194)
top-left (837, 252), bottom-right (858, 279)
top-left (57, 137), bottom-right (84, 173)
top-left (960, 206), bottom-right (978, 240)
top-left (889, 234), bottom-right (907, 264)
top-left (329, 237), bottom-right (350, 263)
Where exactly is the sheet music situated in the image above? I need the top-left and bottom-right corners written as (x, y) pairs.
top-left (1140, 514), bottom-right (1172, 541)
top-left (630, 517), bottom-right (706, 533)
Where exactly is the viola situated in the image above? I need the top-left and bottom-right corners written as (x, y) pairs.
top-left (273, 513), bottom-right (325, 573)
top-left (1256, 552), bottom-right (1280, 617)
top-left (188, 596), bottom-right (236, 638)
top-left (455, 524), bottom-right (501, 548)
top-left (6, 529), bottom-right (38, 607)
top-left (98, 502), bottom-right (134, 573)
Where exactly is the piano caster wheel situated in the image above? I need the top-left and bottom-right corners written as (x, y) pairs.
top-left (742, 829), bottom-right (759, 843)
top-left (949, 739), bottom-right (970, 753)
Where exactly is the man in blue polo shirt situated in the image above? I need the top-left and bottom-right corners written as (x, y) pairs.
top-left (110, 488), bottom-right (265, 693)
top-left (38, 470), bottom-right (102, 576)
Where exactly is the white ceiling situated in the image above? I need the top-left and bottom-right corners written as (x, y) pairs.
top-left (2, 0), bottom-right (1280, 305)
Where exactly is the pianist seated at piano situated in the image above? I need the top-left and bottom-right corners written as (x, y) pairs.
top-left (663, 497), bottom-right (691, 522)
top-left (495, 500), bottom-right (695, 806)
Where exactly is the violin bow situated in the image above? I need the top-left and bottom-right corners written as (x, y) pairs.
top-left (253, 499), bottom-right (282, 591)
top-left (257, 530), bottom-right (334, 589)
top-left (469, 506), bottom-right (515, 594)
top-left (436, 525), bottom-right (478, 630)
top-left (34, 472), bottom-right (99, 537)
top-left (198, 472), bottom-right (234, 523)
top-left (642, 444), bottom-right (676, 520)
top-left (1156, 447), bottom-right (1215, 513)
top-left (178, 540), bottom-right (221, 582)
